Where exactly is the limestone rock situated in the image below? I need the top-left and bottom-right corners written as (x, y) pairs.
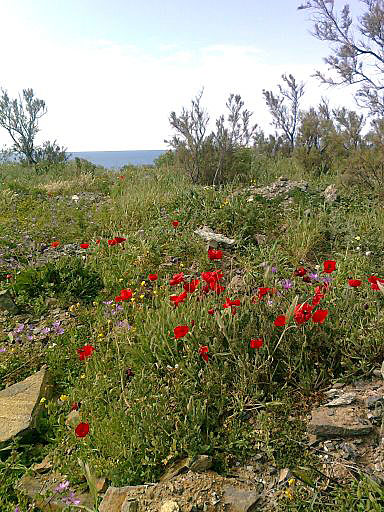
top-left (0, 366), bottom-right (52, 443)
top-left (189, 455), bottom-right (213, 473)
top-left (222, 485), bottom-right (260, 511)
top-left (193, 226), bottom-right (235, 247)
top-left (325, 392), bottom-right (356, 407)
top-left (160, 501), bottom-right (180, 512)
top-left (99, 485), bottom-right (148, 512)
top-left (323, 184), bottom-right (338, 203)
top-left (308, 406), bottom-right (373, 437)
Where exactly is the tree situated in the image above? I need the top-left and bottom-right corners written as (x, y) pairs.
top-left (0, 88), bottom-right (47, 164)
top-left (332, 106), bottom-right (365, 149)
top-left (166, 90), bottom-right (257, 184)
top-left (211, 94), bottom-right (258, 185)
top-left (263, 74), bottom-right (305, 150)
top-left (299, 0), bottom-right (384, 116)
top-left (165, 89), bottom-right (209, 183)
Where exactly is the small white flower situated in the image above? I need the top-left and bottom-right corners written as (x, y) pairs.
top-left (366, 251), bottom-right (372, 256)
top-left (356, 246), bottom-right (361, 251)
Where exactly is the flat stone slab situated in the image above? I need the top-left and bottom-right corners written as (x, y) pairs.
top-left (0, 366), bottom-right (51, 443)
top-left (99, 485), bottom-right (149, 512)
top-left (308, 406), bottom-right (373, 438)
top-left (222, 485), bottom-right (260, 511)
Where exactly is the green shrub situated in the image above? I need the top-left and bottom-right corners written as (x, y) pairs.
top-left (10, 256), bottom-right (104, 309)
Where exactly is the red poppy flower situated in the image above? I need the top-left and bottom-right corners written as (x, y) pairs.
top-left (96, 239), bottom-right (101, 245)
top-left (115, 296), bottom-right (123, 302)
top-left (348, 279), bottom-right (362, 287)
top-left (174, 325), bottom-right (189, 339)
top-left (231, 307), bottom-right (237, 315)
top-left (169, 272), bottom-right (184, 286)
top-left (108, 239), bottom-right (118, 246)
top-left (120, 289), bottom-right (133, 300)
top-left (199, 345), bottom-right (209, 362)
top-left (5, 274), bottom-right (12, 279)
top-left (51, 241), bottom-right (60, 248)
top-left (312, 293), bottom-right (324, 306)
top-left (208, 308), bottom-right (214, 315)
top-left (312, 309), bottom-right (329, 324)
top-left (114, 237), bottom-right (126, 244)
top-left (119, 175), bottom-right (125, 180)
top-left (257, 287), bottom-right (271, 300)
top-left (77, 345), bottom-right (95, 361)
top-left (184, 279), bottom-right (200, 293)
top-left (172, 220), bottom-right (179, 228)
top-left (274, 315), bottom-right (286, 327)
top-left (148, 274), bottom-right (158, 281)
top-left (170, 291), bottom-right (188, 306)
top-left (208, 248), bottom-right (223, 260)
top-left (294, 303), bottom-right (313, 325)
top-left (294, 267), bottom-right (307, 277)
top-left (250, 338), bottom-right (263, 349)
top-left (223, 297), bottom-right (241, 308)
top-left (80, 243), bottom-right (89, 249)
top-left (201, 270), bottom-right (223, 283)
top-left (75, 422), bottom-right (89, 438)
top-left (302, 276), bottom-right (311, 283)
top-left (369, 276), bottom-right (384, 290)
top-left (323, 260), bottom-right (336, 274)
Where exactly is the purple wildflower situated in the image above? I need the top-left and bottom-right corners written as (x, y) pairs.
top-left (0, 347), bottom-right (6, 353)
top-left (280, 279), bottom-right (293, 290)
top-left (271, 267), bottom-right (277, 273)
top-left (15, 324), bottom-right (25, 333)
top-left (54, 480), bottom-right (70, 493)
top-left (62, 492), bottom-right (80, 505)
top-left (116, 320), bottom-right (131, 329)
top-left (308, 273), bottom-right (319, 281)
top-left (41, 327), bottom-right (51, 335)
top-left (321, 276), bottom-right (333, 284)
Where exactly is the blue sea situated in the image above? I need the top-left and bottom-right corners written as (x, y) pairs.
top-left (68, 150), bottom-right (166, 169)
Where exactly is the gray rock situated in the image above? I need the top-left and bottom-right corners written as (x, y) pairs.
top-left (0, 366), bottom-right (52, 443)
top-left (325, 392), bottom-right (356, 407)
top-left (367, 396), bottom-right (384, 409)
top-left (222, 485), bottom-right (260, 511)
top-left (308, 406), bottom-right (373, 437)
top-left (0, 289), bottom-right (18, 314)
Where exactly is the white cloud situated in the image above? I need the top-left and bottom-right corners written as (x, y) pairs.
top-left (0, 28), bottom-right (364, 151)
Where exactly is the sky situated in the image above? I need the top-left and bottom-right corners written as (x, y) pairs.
top-left (0, 0), bottom-right (367, 151)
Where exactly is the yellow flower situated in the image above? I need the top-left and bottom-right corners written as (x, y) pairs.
top-left (69, 305), bottom-right (76, 312)
top-left (288, 478), bottom-right (295, 487)
top-left (355, 236), bottom-right (361, 240)
top-left (140, 281), bottom-right (146, 286)
top-left (80, 374), bottom-right (85, 379)
top-left (60, 394), bottom-right (68, 401)
top-left (119, 278), bottom-right (124, 282)
top-left (180, 263), bottom-right (184, 268)
top-left (131, 298), bottom-right (135, 302)
top-left (153, 290), bottom-right (158, 295)
top-left (139, 294), bottom-right (144, 299)
top-left (92, 301), bottom-right (97, 306)
top-left (98, 333), bottom-right (103, 337)
top-left (40, 397), bottom-right (46, 404)
top-left (285, 488), bottom-right (294, 500)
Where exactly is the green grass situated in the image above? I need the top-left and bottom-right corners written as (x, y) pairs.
top-left (0, 159), bottom-right (384, 510)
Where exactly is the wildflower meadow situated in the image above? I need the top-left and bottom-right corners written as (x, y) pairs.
top-left (0, 159), bottom-right (384, 511)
